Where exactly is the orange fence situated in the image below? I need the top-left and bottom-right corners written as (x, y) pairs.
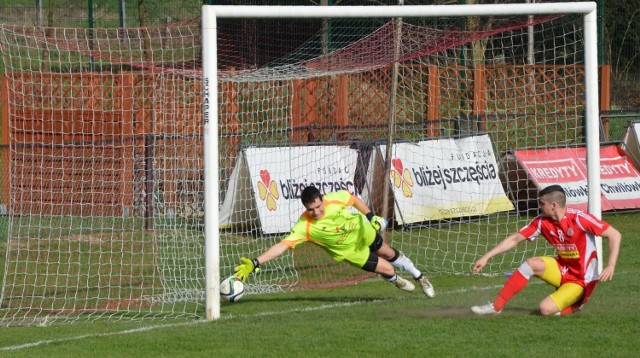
top-left (1, 72), bottom-right (201, 218)
top-left (0, 65), bottom-right (611, 218)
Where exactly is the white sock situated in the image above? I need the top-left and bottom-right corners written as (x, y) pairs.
top-left (391, 254), bottom-right (422, 279)
top-left (383, 274), bottom-right (398, 282)
top-left (518, 261), bottom-right (534, 279)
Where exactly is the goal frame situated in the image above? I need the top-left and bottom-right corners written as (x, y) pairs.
top-left (201, 2), bottom-right (601, 321)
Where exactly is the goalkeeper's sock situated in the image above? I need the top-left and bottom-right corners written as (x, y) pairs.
top-left (389, 249), bottom-right (422, 279)
top-left (381, 273), bottom-right (398, 282)
top-left (493, 262), bottom-right (533, 311)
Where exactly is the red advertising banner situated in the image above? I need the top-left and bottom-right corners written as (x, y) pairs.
top-left (512, 145), bottom-right (640, 211)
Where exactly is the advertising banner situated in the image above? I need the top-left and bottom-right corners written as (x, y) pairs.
top-left (512, 145), bottom-right (640, 211)
top-left (381, 135), bottom-right (514, 224)
top-left (220, 145), bottom-right (358, 234)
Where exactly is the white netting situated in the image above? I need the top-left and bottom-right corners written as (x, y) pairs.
top-left (0, 9), bottom-right (589, 325)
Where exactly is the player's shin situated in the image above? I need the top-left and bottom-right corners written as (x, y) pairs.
top-left (389, 248), bottom-right (422, 279)
top-left (494, 261), bottom-right (533, 311)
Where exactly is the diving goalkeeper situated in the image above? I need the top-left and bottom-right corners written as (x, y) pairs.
top-left (234, 186), bottom-right (435, 297)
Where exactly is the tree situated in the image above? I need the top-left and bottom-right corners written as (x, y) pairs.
top-left (603, 0), bottom-right (640, 81)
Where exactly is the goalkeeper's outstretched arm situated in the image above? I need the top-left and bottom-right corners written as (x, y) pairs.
top-left (235, 242), bottom-right (289, 281)
top-left (256, 242), bottom-right (290, 265)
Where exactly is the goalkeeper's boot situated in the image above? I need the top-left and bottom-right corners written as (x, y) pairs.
top-left (392, 275), bottom-right (415, 292)
top-left (415, 275), bottom-right (435, 298)
top-left (471, 302), bottom-right (501, 315)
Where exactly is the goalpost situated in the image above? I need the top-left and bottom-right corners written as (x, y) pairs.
top-left (0, 2), bottom-right (601, 325)
top-left (201, 3), bottom-right (600, 321)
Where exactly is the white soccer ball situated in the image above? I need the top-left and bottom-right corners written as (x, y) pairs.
top-left (220, 275), bottom-right (245, 302)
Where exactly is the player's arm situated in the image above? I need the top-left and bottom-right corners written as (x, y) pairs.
top-left (472, 232), bottom-right (527, 273)
top-left (351, 194), bottom-right (388, 231)
top-left (235, 221), bottom-right (306, 282)
top-left (351, 195), bottom-right (371, 215)
top-left (234, 242), bottom-right (290, 282)
top-left (599, 225), bottom-right (622, 281)
top-left (256, 242), bottom-right (290, 266)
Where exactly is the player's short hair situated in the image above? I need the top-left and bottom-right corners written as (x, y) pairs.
top-left (539, 184), bottom-right (567, 207)
top-left (301, 186), bottom-right (322, 206)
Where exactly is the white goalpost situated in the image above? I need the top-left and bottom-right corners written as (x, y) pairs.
top-left (0, 2), bottom-right (601, 326)
top-left (201, 2), bottom-right (600, 321)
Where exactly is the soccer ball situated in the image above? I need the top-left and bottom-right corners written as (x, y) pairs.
top-left (220, 275), bottom-right (245, 302)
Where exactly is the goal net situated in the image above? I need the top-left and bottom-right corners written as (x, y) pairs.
top-left (0, 4), bottom-right (598, 324)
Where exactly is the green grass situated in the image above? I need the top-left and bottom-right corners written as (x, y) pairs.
top-left (0, 211), bottom-right (639, 356)
top-left (603, 111), bottom-right (640, 142)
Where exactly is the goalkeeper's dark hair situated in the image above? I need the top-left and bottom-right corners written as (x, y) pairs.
top-left (301, 185), bottom-right (322, 206)
top-left (538, 184), bottom-right (567, 207)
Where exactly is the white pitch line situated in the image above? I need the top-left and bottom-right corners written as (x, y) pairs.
top-left (0, 297), bottom-right (396, 351)
top-left (0, 281), bottom-right (549, 351)
top-left (0, 320), bottom-right (209, 351)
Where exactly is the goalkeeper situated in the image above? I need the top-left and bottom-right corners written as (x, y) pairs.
top-left (234, 186), bottom-right (435, 297)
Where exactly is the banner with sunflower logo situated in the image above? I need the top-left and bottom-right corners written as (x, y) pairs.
top-left (220, 145), bottom-right (359, 234)
top-left (379, 135), bottom-right (514, 223)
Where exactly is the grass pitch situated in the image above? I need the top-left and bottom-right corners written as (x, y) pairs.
top-left (0, 211), bottom-right (639, 357)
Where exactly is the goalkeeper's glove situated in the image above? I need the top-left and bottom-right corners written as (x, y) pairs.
top-left (366, 212), bottom-right (388, 232)
top-left (234, 257), bottom-right (260, 282)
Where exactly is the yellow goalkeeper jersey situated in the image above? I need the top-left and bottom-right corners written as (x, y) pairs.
top-left (280, 190), bottom-right (374, 262)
